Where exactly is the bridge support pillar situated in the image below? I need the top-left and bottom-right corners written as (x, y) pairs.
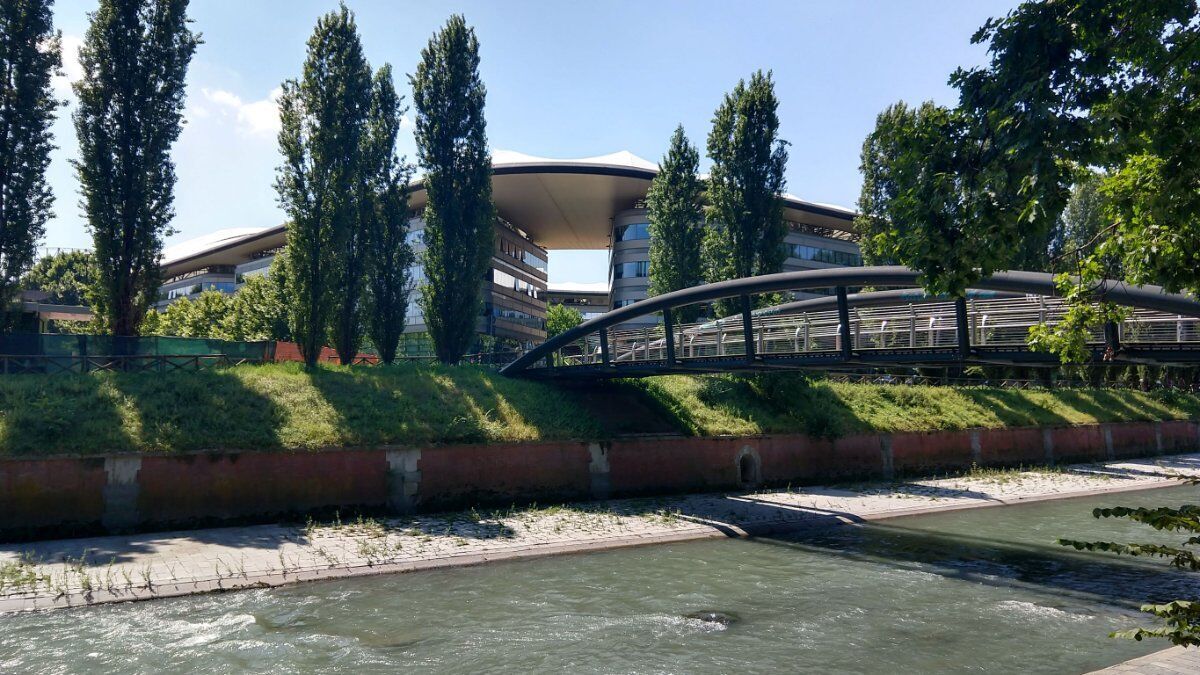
top-left (741, 295), bottom-right (756, 363)
top-left (599, 328), bottom-right (610, 367)
top-left (663, 309), bottom-right (677, 365)
top-left (836, 287), bottom-right (853, 361)
top-left (955, 297), bottom-right (971, 361)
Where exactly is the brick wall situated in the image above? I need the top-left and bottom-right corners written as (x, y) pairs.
top-left (1, 419), bottom-right (1195, 540)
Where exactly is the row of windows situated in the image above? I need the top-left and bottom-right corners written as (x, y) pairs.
top-left (490, 305), bottom-right (545, 329)
top-left (783, 243), bottom-right (863, 267)
top-left (161, 281), bottom-right (237, 301)
top-left (612, 261), bottom-right (649, 280)
top-left (498, 237), bottom-right (548, 272)
top-left (492, 268), bottom-right (543, 299)
top-left (550, 295), bottom-right (606, 306)
top-left (613, 222), bottom-right (651, 242)
top-left (613, 299), bottom-right (638, 308)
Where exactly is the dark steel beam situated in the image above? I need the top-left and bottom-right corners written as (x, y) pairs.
top-left (663, 310), bottom-right (676, 365)
top-left (836, 286), bottom-right (853, 361)
top-left (741, 295), bottom-right (756, 363)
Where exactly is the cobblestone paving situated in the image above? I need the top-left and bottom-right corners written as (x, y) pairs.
top-left (1, 453), bottom-right (1198, 614)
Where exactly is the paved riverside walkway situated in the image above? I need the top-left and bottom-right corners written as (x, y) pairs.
top-left (1, 453), bottom-right (1198, 619)
top-left (1089, 646), bottom-right (1200, 674)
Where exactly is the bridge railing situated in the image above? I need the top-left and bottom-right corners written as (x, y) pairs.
top-left (544, 296), bottom-right (1200, 370)
top-left (503, 267), bottom-right (1200, 377)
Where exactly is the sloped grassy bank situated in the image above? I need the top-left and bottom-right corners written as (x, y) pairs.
top-left (0, 363), bottom-right (1197, 456)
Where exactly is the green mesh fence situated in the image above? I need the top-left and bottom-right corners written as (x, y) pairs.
top-left (0, 334), bottom-right (271, 360)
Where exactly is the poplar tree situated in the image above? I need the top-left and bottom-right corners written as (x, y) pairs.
top-left (646, 125), bottom-right (704, 322)
top-left (411, 15), bottom-right (494, 364)
top-left (275, 5), bottom-right (372, 367)
top-left (363, 65), bottom-right (414, 365)
top-left (0, 0), bottom-right (61, 328)
top-left (73, 0), bottom-right (199, 336)
top-left (703, 71), bottom-right (788, 315)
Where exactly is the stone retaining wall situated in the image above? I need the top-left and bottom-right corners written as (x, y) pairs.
top-left (1, 420), bottom-right (1196, 540)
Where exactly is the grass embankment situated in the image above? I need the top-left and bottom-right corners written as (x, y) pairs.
top-left (0, 362), bottom-right (606, 455)
top-left (634, 374), bottom-right (1200, 438)
top-left (0, 364), bottom-right (1197, 456)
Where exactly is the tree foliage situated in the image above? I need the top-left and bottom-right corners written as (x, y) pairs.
top-left (859, 0), bottom-right (1200, 363)
top-left (1060, 485), bottom-right (1200, 647)
top-left (20, 250), bottom-right (94, 306)
top-left (73, 0), bottom-right (199, 336)
top-left (411, 15), bottom-right (494, 364)
top-left (0, 0), bottom-right (61, 328)
top-left (275, 5), bottom-right (376, 367)
top-left (647, 125), bottom-right (704, 322)
top-left (703, 70), bottom-right (788, 316)
top-left (545, 302), bottom-right (582, 339)
top-left (142, 273), bottom-right (288, 341)
top-left (362, 64), bottom-right (414, 365)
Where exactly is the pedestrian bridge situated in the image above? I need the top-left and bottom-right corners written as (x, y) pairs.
top-left (500, 266), bottom-right (1200, 379)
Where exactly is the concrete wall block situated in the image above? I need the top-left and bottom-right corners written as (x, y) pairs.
top-left (102, 456), bottom-right (142, 532)
top-left (386, 448), bottom-right (422, 514)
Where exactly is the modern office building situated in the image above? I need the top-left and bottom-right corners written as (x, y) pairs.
top-left (545, 282), bottom-right (610, 321)
top-left (159, 150), bottom-right (859, 351)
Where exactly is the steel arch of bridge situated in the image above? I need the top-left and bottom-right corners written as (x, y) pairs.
top-left (500, 266), bottom-right (1200, 379)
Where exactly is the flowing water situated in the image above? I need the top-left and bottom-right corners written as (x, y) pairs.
top-left (2, 486), bottom-right (1197, 674)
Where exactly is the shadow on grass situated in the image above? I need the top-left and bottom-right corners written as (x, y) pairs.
top-left (0, 371), bottom-right (138, 456)
top-left (105, 365), bottom-right (285, 452)
top-left (305, 362), bottom-right (609, 447)
top-left (960, 389), bottom-right (1072, 427)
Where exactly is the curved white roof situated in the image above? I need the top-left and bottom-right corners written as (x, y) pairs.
top-left (162, 227), bottom-right (270, 266)
top-left (163, 149), bottom-right (857, 276)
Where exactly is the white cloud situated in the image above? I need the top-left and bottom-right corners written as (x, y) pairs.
top-left (200, 86), bottom-right (282, 137)
top-left (399, 114), bottom-right (413, 128)
top-left (51, 34), bottom-right (84, 99)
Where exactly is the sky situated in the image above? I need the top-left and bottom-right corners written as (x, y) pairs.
top-left (42, 0), bottom-right (1019, 285)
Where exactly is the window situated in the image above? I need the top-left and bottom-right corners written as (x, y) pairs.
top-left (782, 243), bottom-right (863, 267)
top-left (612, 261), bottom-right (649, 279)
top-left (492, 268), bottom-right (542, 299)
top-left (489, 304), bottom-right (545, 329)
top-left (613, 299), bottom-right (637, 308)
top-left (498, 238), bottom-right (548, 272)
top-left (613, 222), bottom-right (650, 242)
top-left (523, 249), bottom-right (548, 272)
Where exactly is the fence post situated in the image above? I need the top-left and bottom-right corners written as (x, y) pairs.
top-left (836, 286), bottom-right (852, 361)
top-left (741, 294), bottom-right (756, 363)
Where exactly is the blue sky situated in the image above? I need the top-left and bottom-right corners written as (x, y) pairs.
top-left (44, 0), bottom-right (1018, 284)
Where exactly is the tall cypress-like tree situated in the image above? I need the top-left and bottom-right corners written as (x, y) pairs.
top-left (275, 5), bottom-right (372, 367)
top-left (363, 64), bottom-right (414, 365)
top-left (703, 70), bottom-right (788, 315)
top-left (0, 0), bottom-right (61, 328)
top-left (73, 0), bottom-right (199, 336)
top-left (411, 15), bottom-right (494, 364)
top-left (646, 125), bottom-right (704, 322)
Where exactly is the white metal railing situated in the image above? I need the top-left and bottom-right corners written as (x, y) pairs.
top-left (544, 295), bottom-right (1200, 368)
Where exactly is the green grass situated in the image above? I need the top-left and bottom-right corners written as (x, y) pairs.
top-left (634, 373), bottom-right (1200, 438)
top-left (0, 365), bottom-right (1197, 456)
top-left (0, 362), bottom-right (607, 455)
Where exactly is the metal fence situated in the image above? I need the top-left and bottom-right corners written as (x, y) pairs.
top-left (0, 334), bottom-right (272, 374)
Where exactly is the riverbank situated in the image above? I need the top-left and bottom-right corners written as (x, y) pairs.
top-left (2, 451), bottom-right (1197, 615)
top-left (2, 363), bottom-right (1198, 456)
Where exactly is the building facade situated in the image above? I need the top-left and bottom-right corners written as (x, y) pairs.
top-left (157, 150), bottom-right (860, 349)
